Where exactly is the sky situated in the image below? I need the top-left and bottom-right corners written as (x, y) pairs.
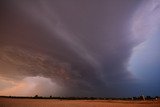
top-left (0, 0), bottom-right (160, 97)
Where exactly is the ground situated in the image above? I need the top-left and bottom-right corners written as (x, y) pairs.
top-left (0, 98), bottom-right (160, 107)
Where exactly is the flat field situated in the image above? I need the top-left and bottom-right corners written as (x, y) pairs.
top-left (0, 98), bottom-right (160, 107)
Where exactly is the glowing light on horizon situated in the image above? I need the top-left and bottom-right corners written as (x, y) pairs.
top-left (0, 76), bottom-right (62, 96)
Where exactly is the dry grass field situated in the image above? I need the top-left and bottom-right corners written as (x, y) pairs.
top-left (0, 98), bottom-right (160, 107)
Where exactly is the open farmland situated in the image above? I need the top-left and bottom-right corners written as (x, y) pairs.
top-left (0, 98), bottom-right (160, 107)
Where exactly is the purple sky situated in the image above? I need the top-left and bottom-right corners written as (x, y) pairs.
top-left (0, 0), bottom-right (160, 97)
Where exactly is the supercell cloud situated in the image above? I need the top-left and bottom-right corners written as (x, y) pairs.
top-left (0, 0), bottom-right (160, 97)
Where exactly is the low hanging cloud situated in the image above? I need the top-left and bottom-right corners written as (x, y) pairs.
top-left (0, 46), bottom-right (102, 96)
top-left (0, 0), bottom-right (152, 97)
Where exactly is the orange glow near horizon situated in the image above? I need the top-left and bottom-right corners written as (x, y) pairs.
top-left (0, 76), bottom-right (62, 96)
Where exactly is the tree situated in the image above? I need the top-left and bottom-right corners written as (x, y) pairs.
top-left (34, 95), bottom-right (38, 98)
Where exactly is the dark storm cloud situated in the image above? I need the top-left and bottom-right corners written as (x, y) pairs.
top-left (0, 0), bottom-right (140, 97)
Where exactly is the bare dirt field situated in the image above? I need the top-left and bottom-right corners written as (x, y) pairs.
top-left (0, 98), bottom-right (160, 107)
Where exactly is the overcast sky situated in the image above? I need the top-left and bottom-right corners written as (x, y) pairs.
top-left (0, 0), bottom-right (160, 97)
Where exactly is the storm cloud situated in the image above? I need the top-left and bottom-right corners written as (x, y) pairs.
top-left (1, 0), bottom-right (159, 97)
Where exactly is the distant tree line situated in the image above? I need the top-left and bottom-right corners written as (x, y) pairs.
top-left (132, 95), bottom-right (159, 100)
top-left (0, 95), bottom-right (159, 100)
